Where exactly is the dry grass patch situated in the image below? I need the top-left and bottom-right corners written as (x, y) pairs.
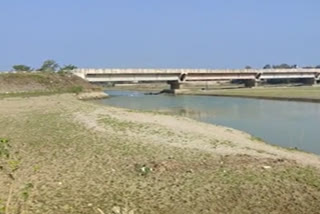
top-left (0, 94), bottom-right (320, 214)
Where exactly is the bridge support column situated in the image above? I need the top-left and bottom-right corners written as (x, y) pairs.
top-left (302, 78), bottom-right (316, 86)
top-left (168, 81), bottom-right (184, 90)
top-left (244, 79), bottom-right (257, 88)
top-left (167, 81), bottom-right (186, 94)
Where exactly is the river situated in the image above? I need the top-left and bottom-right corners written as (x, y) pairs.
top-left (98, 90), bottom-right (320, 154)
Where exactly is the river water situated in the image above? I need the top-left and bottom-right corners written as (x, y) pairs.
top-left (99, 90), bottom-right (320, 154)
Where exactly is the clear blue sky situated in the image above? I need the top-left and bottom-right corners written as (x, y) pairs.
top-left (1, 0), bottom-right (320, 70)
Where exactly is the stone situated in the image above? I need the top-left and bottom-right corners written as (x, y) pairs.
top-left (111, 206), bottom-right (121, 214)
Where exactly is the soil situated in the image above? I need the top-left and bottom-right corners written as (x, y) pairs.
top-left (0, 94), bottom-right (320, 214)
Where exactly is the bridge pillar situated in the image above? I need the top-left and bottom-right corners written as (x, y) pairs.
top-left (302, 78), bottom-right (316, 86)
top-left (168, 81), bottom-right (183, 90)
top-left (167, 81), bottom-right (187, 94)
top-left (244, 79), bottom-right (257, 88)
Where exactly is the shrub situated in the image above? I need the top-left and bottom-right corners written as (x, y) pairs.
top-left (69, 86), bottom-right (83, 94)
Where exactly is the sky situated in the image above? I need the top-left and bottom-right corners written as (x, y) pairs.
top-left (1, 0), bottom-right (320, 70)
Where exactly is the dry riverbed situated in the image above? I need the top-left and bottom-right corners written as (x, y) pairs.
top-left (0, 94), bottom-right (320, 214)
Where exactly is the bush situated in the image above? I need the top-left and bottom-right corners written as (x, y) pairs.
top-left (69, 86), bottom-right (83, 94)
top-left (12, 65), bottom-right (32, 72)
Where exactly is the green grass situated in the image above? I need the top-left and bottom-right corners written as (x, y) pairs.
top-left (250, 136), bottom-right (265, 142)
top-left (186, 86), bottom-right (320, 101)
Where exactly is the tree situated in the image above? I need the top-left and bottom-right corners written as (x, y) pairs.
top-left (39, 60), bottom-right (59, 72)
top-left (245, 65), bottom-right (252, 69)
top-left (12, 64), bottom-right (31, 72)
top-left (58, 64), bottom-right (77, 73)
top-left (272, 63), bottom-right (297, 69)
top-left (272, 63), bottom-right (291, 69)
top-left (263, 64), bottom-right (271, 69)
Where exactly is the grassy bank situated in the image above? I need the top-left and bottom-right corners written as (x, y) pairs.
top-left (0, 72), bottom-right (101, 98)
top-left (178, 86), bottom-right (320, 102)
top-left (1, 94), bottom-right (320, 214)
top-left (105, 84), bottom-right (320, 103)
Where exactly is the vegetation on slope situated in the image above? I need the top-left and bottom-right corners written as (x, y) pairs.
top-left (0, 72), bottom-right (101, 97)
top-left (0, 59), bottom-right (101, 98)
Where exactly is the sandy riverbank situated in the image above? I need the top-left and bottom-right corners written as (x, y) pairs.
top-left (1, 94), bottom-right (320, 213)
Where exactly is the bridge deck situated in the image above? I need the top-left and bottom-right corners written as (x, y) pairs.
top-left (75, 68), bottom-right (320, 74)
top-left (73, 68), bottom-right (320, 84)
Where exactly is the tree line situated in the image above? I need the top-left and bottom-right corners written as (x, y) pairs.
top-left (12, 60), bottom-right (77, 73)
top-left (245, 64), bottom-right (320, 69)
top-left (12, 61), bottom-right (320, 72)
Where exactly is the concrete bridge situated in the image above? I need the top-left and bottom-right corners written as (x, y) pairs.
top-left (73, 68), bottom-right (320, 90)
